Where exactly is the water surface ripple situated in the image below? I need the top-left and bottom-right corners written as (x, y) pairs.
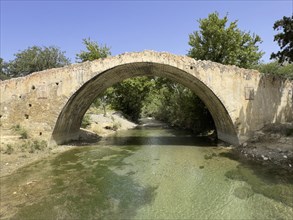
top-left (1, 127), bottom-right (293, 219)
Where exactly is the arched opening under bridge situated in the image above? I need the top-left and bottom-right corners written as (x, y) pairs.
top-left (52, 62), bottom-right (238, 145)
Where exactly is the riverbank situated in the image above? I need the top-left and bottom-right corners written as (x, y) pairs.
top-left (0, 111), bottom-right (137, 177)
top-left (233, 123), bottom-right (293, 172)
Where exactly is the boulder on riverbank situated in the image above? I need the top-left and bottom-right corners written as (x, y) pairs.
top-left (86, 111), bottom-right (137, 135)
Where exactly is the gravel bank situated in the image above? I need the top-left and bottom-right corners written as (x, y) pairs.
top-left (233, 123), bottom-right (293, 172)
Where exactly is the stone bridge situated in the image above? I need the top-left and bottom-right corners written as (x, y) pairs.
top-left (0, 51), bottom-right (292, 145)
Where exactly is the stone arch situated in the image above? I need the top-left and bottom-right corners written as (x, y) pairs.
top-left (1, 51), bottom-right (291, 146)
top-left (52, 62), bottom-right (238, 145)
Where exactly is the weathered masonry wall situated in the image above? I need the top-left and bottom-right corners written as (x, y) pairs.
top-left (0, 51), bottom-right (292, 145)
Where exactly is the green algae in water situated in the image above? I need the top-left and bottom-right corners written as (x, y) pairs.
top-left (225, 165), bottom-right (293, 207)
top-left (233, 186), bottom-right (254, 199)
top-left (225, 169), bottom-right (248, 182)
top-left (12, 145), bottom-right (158, 220)
top-left (3, 127), bottom-right (293, 220)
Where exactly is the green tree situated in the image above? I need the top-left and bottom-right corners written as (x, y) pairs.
top-left (257, 61), bottom-right (293, 79)
top-left (0, 58), bottom-right (10, 80)
top-left (188, 12), bottom-right (263, 68)
top-left (271, 16), bottom-right (293, 63)
top-left (109, 77), bottom-right (155, 121)
top-left (8, 46), bottom-right (70, 77)
top-left (77, 38), bottom-right (112, 116)
top-left (143, 78), bottom-right (215, 134)
top-left (76, 38), bottom-right (111, 62)
top-left (185, 12), bottom-right (264, 135)
top-left (76, 38), bottom-right (152, 121)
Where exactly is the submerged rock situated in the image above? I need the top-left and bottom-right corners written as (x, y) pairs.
top-left (233, 186), bottom-right (254, 199)
top-left (204, 154), bottom-right (213, 160)
top-left (225, 169), bottom-right (247, 182)
top-left (204, 153), bottom-right (217, 160)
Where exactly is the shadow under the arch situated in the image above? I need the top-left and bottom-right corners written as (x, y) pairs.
top-left (65, 128), bottom-right (103, 146)
top-left (99, 135), bottom-right (217, 147)
top-left (65, 125), bottom-right (218, 147)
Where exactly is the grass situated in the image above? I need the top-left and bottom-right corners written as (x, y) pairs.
top-left (111, 116), bottom-right (122, 131)
top-left (2, 140), bottom-right (48, 154)
top-left (2, 124), bottom-right (48, 155)
top-left (81, 114), bottom-right (91, 128)
top-left (23, 140), bottom-right (47, 153)
top-left (3, 144), bottom-right (14, 155)
top-left (19, 130), bottom-right (28, 139)
top-left (12, 124), bottom-right (29, 139)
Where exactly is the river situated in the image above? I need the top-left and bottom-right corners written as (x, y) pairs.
top-left (1, 124), bottom-right (293, 219)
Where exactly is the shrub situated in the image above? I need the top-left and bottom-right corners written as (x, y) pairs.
top-left (286, 128), bottom-right (293, 136)
top-left (28, 140), bottom-right (47, 153)
top-left (20, 140), bottom-right (48, 153)
top-left (257, 62), bottom-right (293, 79)
top-left (4, 144), bottom-right (14, 155)
top-left (33, 140), bottom-right (47, 150)
top-left (111, 116), bottom-right (121, 131)
top-left (19, 129), bottom-right (28, 139)
top-left (20, 142), bottom-right (28, 152)
top-left (12, 124), bottom-right (29, 139)
top-left (12, 124), bottom-right (21, 132)
top-left (81, 114), bottom-right (91, 128)
top-left (112, 121), bottom-right (121, 131)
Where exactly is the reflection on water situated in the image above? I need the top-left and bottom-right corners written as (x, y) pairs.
top-left (1, 127), bottom-right (293, 219)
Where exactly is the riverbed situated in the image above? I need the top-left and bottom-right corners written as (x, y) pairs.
top-left (1, 126), bottom-right (293, 219)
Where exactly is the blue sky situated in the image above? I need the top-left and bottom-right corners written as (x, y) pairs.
top-left (1, 0), bottom-right (292, 63)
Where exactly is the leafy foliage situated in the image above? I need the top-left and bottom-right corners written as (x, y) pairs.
top-left (12, 124), bottom-right (29, 139)
top-left (7, 46), bottom-right (70, 77)
top-left (188, 12), bottom-right (263, 68)
top-left (108, 77), bottom-right (156, 122)
top-left (21, 140), bottom-right (47, 153)
top-left (77, 38), bottom-right (114, 117)
top-left (271, 16), bottom-right (293, 63)
top-left (0, 58), bottom-right (10, 80)
top-left (3, 144), bottom-right (14, 155)
top-left (256, 62), bottom-right (293, 79)
top-left (76, 37), bottom-right (216, 133)
top-left (143, 79), bottom-right (215, 133)
top-left (184, 12), bottom-right (264, 134)
top-left (76, 38), bottom-right (111, 62)
top-left (81, 114), bottom-right (91, 128)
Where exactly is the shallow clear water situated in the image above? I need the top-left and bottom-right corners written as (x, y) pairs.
top-left (1, 127), bottom-right (293, 219)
